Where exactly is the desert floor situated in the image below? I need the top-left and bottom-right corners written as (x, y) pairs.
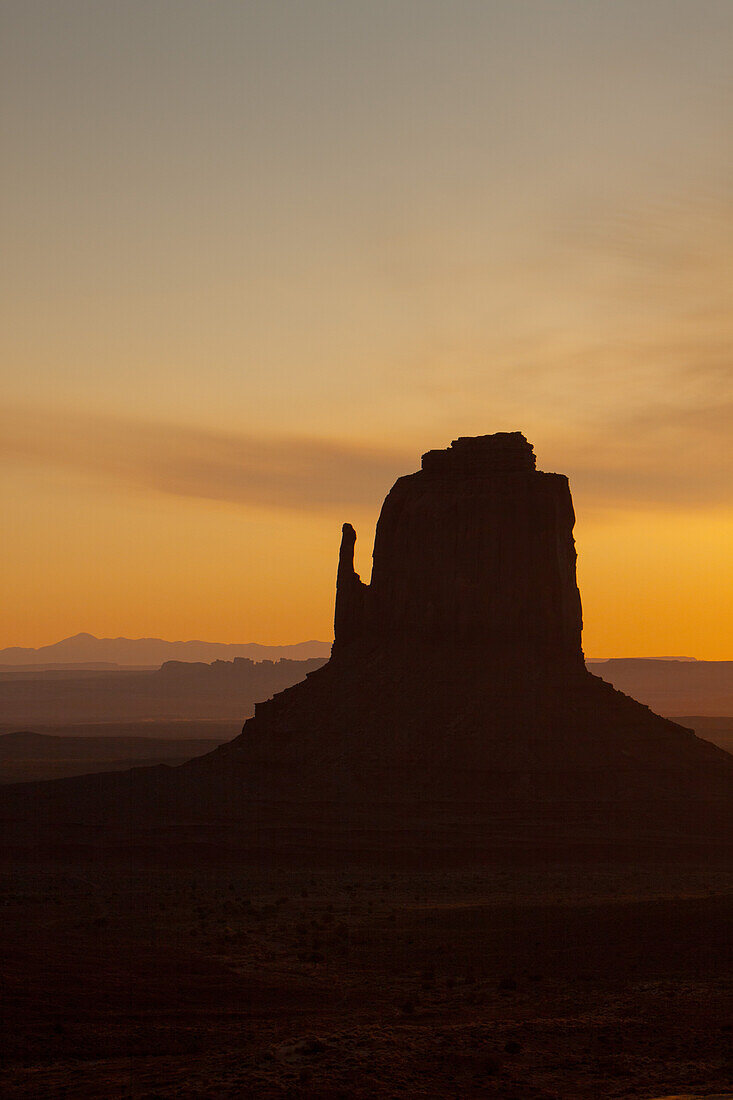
top-left (1, 859), bottom-right (732, 1098)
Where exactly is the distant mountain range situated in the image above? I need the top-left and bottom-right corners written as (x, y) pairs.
top-left (0, 633), bottom-right (332, 667)
top-left (0, 634), bottom-right (710, 670)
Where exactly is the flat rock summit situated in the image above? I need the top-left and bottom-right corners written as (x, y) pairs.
top-left (5, 433), bottom-right (733, 860)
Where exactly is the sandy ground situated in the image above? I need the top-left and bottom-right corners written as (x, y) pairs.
top-left (1, 859), bottom-right (732, 1098)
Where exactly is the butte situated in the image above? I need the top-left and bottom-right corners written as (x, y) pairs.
top-left (5, 432), bottom-right (732, 861)
top-left (190, 431), bottom-right (731, 858)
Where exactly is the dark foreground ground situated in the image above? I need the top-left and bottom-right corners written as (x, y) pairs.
top-left (0, 716), bottom-right (730, 785)
top-left (0, 728), bottom-right (233, 783)
top-left (2, 858), bottom-right (732, 1098)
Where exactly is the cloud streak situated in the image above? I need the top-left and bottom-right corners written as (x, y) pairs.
top-left (0, 406), bottom-right (409, 512)
top-left (2, 395), bottom-right (731, 516)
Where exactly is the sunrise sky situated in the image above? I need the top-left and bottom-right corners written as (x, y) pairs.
top-left (2, 0), bottom-right (732, 657)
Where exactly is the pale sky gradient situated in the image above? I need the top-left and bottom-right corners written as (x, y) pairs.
top-left (2, 1), bottom-right (732, 656)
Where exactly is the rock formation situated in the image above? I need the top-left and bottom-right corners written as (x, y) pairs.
top-left (202, 432), bottom-right (732, 827)
top-left (332, 432), bottom-right (582, 666)
top-left (5, 432), bottom-right (732, 860)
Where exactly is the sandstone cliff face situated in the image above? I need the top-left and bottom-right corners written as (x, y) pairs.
top-left (333, 433), bottom-right (583, 666)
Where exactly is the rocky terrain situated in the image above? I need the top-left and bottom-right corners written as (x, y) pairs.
top-left (1, 860), bottom-right (732, 1098)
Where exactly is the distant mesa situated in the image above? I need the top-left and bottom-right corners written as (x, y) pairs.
top-left (588, 655), bottom-right (698, 663)
top-left (0, 633), bottom-right (332, 667)
top-left (585, 657), bottom-right (733, 717)
top-left (0, 656), bottom-right (327, 725)
top-left (4, 432), bottom-right (732, 859)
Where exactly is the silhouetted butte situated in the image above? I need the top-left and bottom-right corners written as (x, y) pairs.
top-left (202, 433), bottom-right (732, 833)
top-left (5, 432), bottom-right (732, 858)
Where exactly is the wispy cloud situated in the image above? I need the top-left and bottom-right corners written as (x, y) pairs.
top-left (0, 405), bottom-right (409, 512)
top-left (2, 389), bottom-right (731, 517)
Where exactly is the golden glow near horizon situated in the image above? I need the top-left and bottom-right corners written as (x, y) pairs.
top-left (2, 1), bottom-right (732, 656)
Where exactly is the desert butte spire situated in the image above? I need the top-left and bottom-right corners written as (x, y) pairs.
top-left (5, 433), bottom-right (733, 860)
top-left (199, 433), bottom-right (732, 833)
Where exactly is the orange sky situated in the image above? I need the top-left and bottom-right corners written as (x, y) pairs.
top-left (2, 1), bottom-right (732, 657)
